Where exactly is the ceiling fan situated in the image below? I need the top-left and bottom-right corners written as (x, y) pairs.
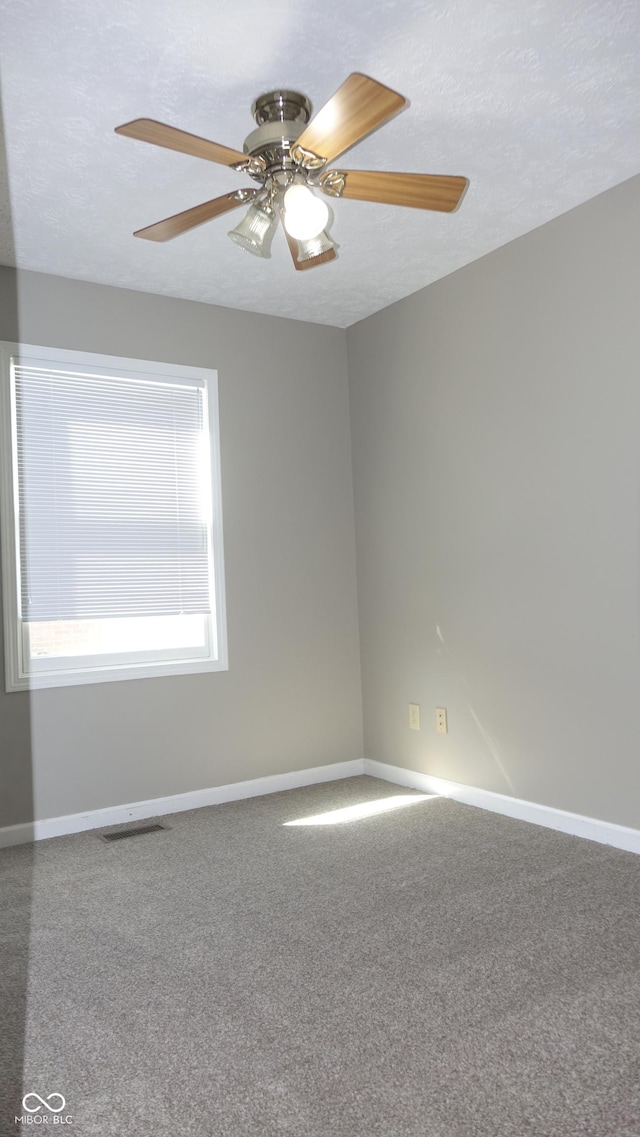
top-left (115, 72), bottom-right (469, 271)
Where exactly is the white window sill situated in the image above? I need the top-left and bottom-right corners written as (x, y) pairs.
top-left (6, 655), bottom-right (229, 692)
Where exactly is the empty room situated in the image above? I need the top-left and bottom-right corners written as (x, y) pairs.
top-left (1, 1), bottom-right (639, 1134)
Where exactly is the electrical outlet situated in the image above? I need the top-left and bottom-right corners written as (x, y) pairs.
top-left (436, 707), bottom-right (448, 734)
top-left (409, 703), bottom-right (420, 730)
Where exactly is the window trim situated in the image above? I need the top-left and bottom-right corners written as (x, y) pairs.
top-left (0, 341), bottom-right (228, 691)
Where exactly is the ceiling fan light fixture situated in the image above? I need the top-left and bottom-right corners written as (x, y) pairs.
top-left (283, 184), bottom-right (330, 241)
top-left (228, 200), bottom-right (278, 258)
top-left (296, 229), bottom-right (337, 263)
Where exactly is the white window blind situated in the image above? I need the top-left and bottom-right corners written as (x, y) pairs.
top-left (14, 361), bottom-right (212, 622)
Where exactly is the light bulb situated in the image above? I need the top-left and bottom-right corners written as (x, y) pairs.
top-left (283, 184), bottom-right (329, 241)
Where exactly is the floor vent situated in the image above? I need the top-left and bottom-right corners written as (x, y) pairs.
top-left (99, 822), bottom-right (170, 843)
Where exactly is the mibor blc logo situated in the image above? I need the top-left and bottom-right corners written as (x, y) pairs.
top-left (15, 1093), bottom-right (74, 1126)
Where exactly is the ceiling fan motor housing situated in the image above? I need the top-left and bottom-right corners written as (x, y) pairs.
top-left (243, 89), bottom-right (313, 177)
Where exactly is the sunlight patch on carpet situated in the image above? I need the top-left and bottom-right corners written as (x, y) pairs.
top-left (283, 794), bottom-right (437, 826)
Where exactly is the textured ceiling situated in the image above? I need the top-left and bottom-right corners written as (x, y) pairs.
top-left (0, 0), bottom-right (639, 328)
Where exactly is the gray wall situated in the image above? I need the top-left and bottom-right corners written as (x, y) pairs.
top-left (0, 267), bottom-right (363, 825)
top-left (3, 174), bottom-right (639, 833)
top-left (347, 174), bottom-right (640, 830)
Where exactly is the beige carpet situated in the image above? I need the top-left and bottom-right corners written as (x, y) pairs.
top-left (1, 775), bottom-right (639, 1136)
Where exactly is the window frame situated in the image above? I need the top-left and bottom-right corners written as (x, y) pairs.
top-left (0, 341), bottom-right (228, 691)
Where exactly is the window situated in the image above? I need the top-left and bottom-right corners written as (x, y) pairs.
top-left (0, 342), bottom-right (227, 690)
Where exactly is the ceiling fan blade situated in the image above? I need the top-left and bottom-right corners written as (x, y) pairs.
top-left (133, 190), bottom-right (259, 242)
top-left (115, 118), bottom-right (257, 171)
top-left (292, 73), bottom-right (406, 167)
top-left (324, 170), bottom-right (469, 212)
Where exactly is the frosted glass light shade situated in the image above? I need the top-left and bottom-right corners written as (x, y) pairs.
top-left (283, 185), bottom-right (329, 241)
top-left (296, 230), bottom-right (337, 263)
top-left (228, 202), bottom-right (278, 258)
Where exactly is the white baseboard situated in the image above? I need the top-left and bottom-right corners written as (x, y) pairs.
top-left (0, 759), bottom-right (366, 848)
top-left (2, 756), bottom-right (638, 856)
top-left (364, 759), bottom-right (640, 856)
